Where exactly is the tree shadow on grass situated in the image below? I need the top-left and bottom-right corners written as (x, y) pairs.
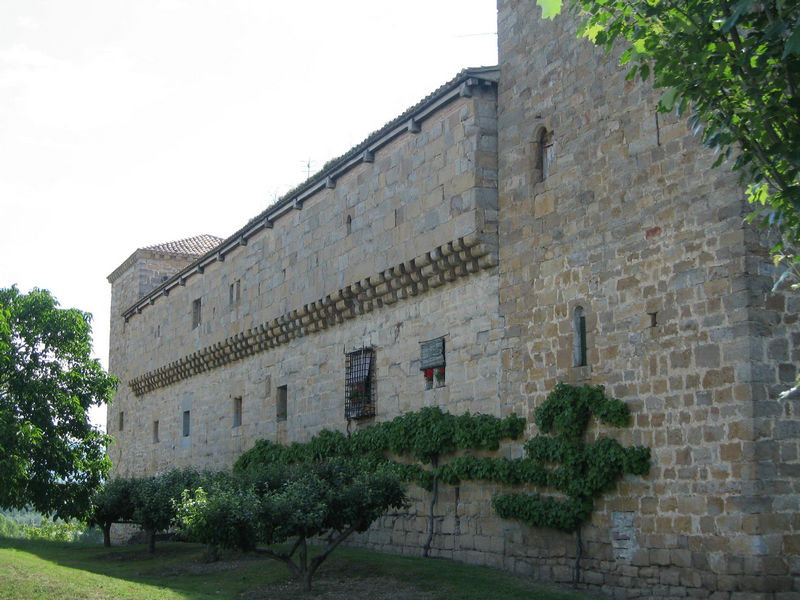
top-left (0, 538), bottom-right (597, 600)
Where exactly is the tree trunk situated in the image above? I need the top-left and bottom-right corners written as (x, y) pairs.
top-left (206, 543), bottom-right (219, 562)
top-left (573, 525), bottom-right (583, 587)
top-left (102, 523), bottom-right (111, 548)
top-left (146, 528), bottom-right (156, 553)
top-left (300, 570), bottom-right (313, 593)
top-left (297, 538), bottom-right (311, 592)
top-left (423, 456), bottom-right (439, 558)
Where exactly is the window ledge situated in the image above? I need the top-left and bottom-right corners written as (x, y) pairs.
top-left (568, 365), bottom-right (592, 383)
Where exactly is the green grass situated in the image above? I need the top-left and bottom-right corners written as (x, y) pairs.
top-left (0, 537), bottom-right (596, 600)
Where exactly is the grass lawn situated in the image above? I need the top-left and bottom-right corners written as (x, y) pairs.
top-left (0, 537), bottom-right (599, 600)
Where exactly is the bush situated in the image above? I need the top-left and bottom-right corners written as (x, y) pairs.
top-left (175, 457), bottom-right (407, 592)
top-left (0, 513), bottom-right (22, 538)
top-left (23, 519), bottom-right (84, 542)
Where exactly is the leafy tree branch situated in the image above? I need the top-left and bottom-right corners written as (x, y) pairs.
top-left (538, 0), bottom-right (800, 280)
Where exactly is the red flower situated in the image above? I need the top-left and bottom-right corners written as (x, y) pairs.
top-left (423, 369), bottom-right (434, 379)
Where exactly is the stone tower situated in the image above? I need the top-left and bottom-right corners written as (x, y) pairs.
top-left (496, 0), bottom-right (800, 595)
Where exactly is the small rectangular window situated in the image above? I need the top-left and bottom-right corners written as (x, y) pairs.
top-left (345, 347), bottom-right (375, 420)
top-left (192, 298), bottom-right (202, 329)
top-left (152, 420), bottom-right (159, 443)
top-left (229, 280), bottom-right (241, 306)
top-left (420, 337), bottom-right (446, 389)
top-left (118, 411), bottom-right (124, 431)
top-left (182, 410), bottom-right (191, 437)
top-left (276, 385), bottom-right (287, 422)
top-left (233, 397), bottom-right (242, 428)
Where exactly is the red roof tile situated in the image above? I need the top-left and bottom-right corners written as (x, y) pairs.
top-left (143, 234), bottom-right (223, 256)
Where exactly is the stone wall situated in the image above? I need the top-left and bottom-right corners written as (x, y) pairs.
top-left (108, 80), bottom-right (503, 474)
top-left (495, 1), bottom-right (800, 597)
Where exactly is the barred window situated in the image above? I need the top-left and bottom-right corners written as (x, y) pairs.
top-left (345, 347), bottom-right (375, 420)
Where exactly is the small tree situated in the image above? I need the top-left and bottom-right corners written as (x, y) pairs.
top-left (132, 468), bottom-right (201, 553)
top-left (88, 477), bottom-right (137, 547)
top-left (0, 286), bottom-right (117, 520)
top-left (176, 458), bottom-right (407, 592)
top-left (174, 471), bottom-right (258, 561)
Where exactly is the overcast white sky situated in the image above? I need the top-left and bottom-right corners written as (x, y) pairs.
top-left (0, 1), bottom-right (498, 429)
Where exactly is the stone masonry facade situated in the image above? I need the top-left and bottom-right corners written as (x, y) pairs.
top-left (107, 2), bottom-right (800, 598)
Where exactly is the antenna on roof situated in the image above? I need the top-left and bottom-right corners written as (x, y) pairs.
top-left (301, 158), bottom-right (315, 179)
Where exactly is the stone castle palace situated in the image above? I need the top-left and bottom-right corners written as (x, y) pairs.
top-left (107, 1), bottom-right (800, 597)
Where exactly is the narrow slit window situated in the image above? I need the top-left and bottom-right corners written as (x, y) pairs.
top-left (153, 420), bottom-right (159, 443)
top-left (276, 385), bottom-right (287, 422)
top-left (232, 397), bottom-right (242, 428)
top-left (118, 411), bottom-right (124, 431)
top-left (535, 128), bottom-right (555, 182)
top-left (542, 133), bottom-right (554, 180)
top-left (192, 298), bottom-right (202, 329)
top-left (573, 306), bottom-right (587, 367)
top-left (182, 410), bottom-right (191, 437)
top-left (229, 280), bottom-right (241, 306)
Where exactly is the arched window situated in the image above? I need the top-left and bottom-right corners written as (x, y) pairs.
top-left (346, 214), bottom-right (352, 236)
top-left (573, 306), bottom-right (587, 367)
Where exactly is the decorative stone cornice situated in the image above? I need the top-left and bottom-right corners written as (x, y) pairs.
top-left (128, 233), bottom-right (498, 396)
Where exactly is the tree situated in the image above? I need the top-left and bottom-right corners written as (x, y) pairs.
top-left (539, 0), bottom-right (800, 282)
top-left (176, 458), bottom-right (407, 592)
top-left (0, 286), bottom-right (117, 520)
top-left (88, 477), bottom-right (137, 547)
top-left (132, 468), bottom-right (202, 553)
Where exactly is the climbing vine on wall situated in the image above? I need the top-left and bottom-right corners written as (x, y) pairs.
top-left (235, 407), bottom-right (526, 490)
top-left (235, 383), bottom-right (650, 536)
top-left (490, 383), bottom-right (651, 532)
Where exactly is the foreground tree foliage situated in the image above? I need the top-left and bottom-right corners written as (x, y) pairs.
top-left (539, 0), bottom-right (800, 281)
top-left (0, 287), bottom-right (117, 520)
top-left (175, 458), bottom-right (407, 592)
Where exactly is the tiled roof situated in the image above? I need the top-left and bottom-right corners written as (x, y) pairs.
top-left (142, 234), bottom-right (223, 256)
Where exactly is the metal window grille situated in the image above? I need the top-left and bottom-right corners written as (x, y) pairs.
top-left (345, 347), bottom-right (375, 420)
